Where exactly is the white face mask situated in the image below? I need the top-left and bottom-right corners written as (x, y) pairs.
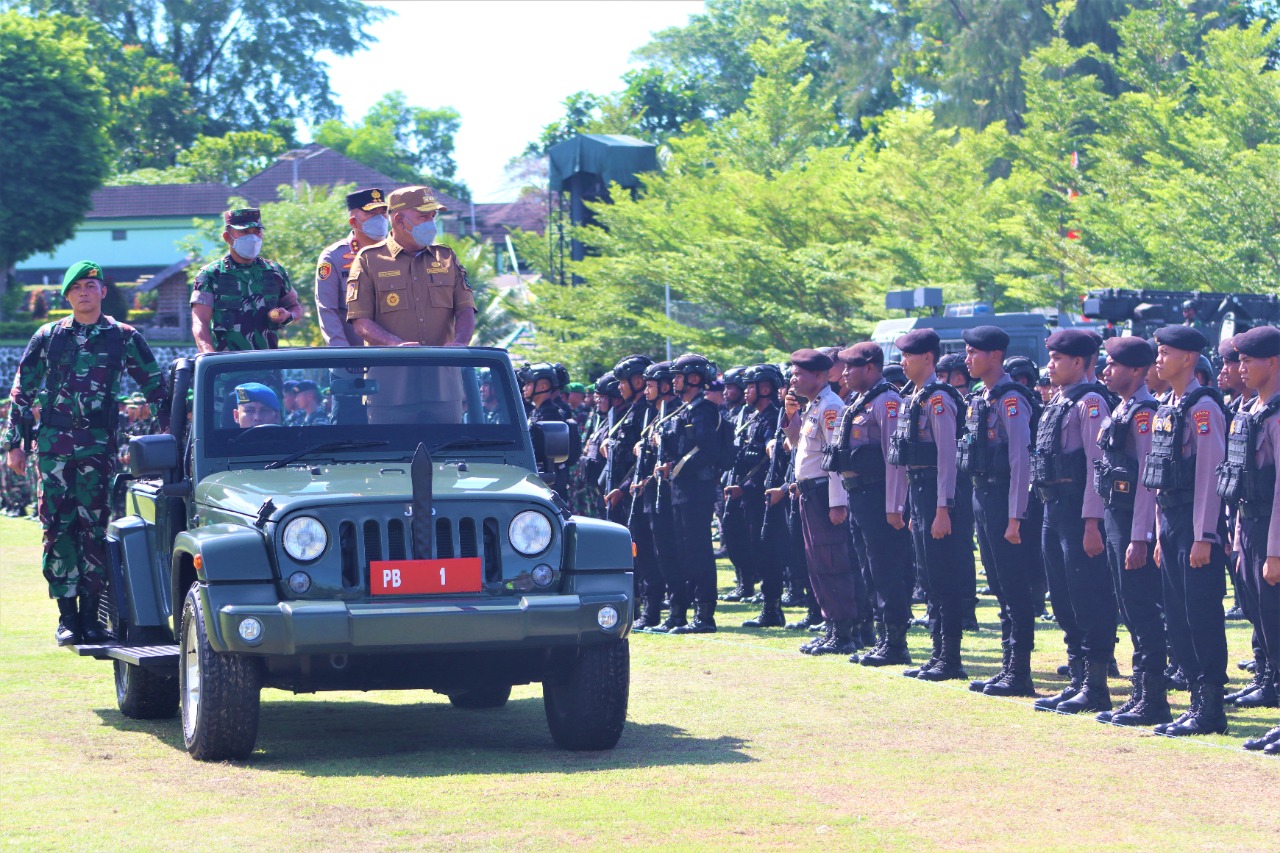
top-left (232, 233), bottom-right (262, 260)
top-left (359, 215), bottom-right (390, 240)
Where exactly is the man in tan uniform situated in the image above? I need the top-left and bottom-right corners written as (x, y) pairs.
top-left (345, 186), bottom-right (477, 424)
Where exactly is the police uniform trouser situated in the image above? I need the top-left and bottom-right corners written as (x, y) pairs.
top-left (721, 492), bottom-right (755, 588)
top-left (726, 490), bottom-right (782, 598)
top-left (798, 482), bottom-right (858, 622)
top-left (785, 492), bottom-right (812, 599)
top-left (1042, 493), bottom-right (1116, 665)
top-left (847, 480), bottom-right (912, 625)
top-left (1103, 506), bottom-right (1166, 676)
top-left (1236, 516), bottom-right (1280, 681)
top-left (954, 472), bottom-right (978, 613)
top-left (1157, 502), bottom-right (1228, 689)
top-left (630, 506), bottom-right (666, 619)
top-left (907, 470), bottom-right (963, 639)
top-left (973, 477), bottom-right (1038, 656)
top-left (672, 495), bottom-right (717, 614)
top-left (1038, 493), bottom-right (1084, 659)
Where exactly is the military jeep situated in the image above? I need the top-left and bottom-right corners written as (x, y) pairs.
top-left (76, 347), bottom-right (633, 760)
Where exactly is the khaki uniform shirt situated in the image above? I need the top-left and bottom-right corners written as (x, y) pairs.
top-left (345, 238), bottom-right (475, 345)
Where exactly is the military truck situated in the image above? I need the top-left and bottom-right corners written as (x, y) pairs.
top-left (74, 347), bottom-right (634, 760)
top-left (1082, 288), bottom-right (1280, 345)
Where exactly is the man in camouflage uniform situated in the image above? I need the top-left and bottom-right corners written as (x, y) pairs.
top-left (5, 261), bottom-right (168, 645)
top-left (191, 208), bottom-right (303, 353)
top-left (293, 380), bottom-right (331, 426)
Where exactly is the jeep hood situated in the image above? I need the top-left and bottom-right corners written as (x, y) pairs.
top-left (196, 462), bottom-right (556, 518)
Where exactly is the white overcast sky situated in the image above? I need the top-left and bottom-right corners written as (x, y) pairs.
top-left (319, 0), bottom-right (705, 202)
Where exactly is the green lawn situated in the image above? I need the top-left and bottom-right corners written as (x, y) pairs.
top-left (1, 516), bottom-right (1276, 851)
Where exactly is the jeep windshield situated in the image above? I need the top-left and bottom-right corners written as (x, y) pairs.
top-left (198, 350), bottom-right (525, 461)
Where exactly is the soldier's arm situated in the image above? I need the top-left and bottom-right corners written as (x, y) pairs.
top-left (190, 269), bottom-right (217, 354)
top-left (1004, 393), bottom-right (1031, 519)
top-left (314, 249), bottom-right (350, 346)
top-left (1130, 409), bottom-right (1158, 544)
top-left (930, 396), bottom-right (957, 507)
top-left (1192, 402), bottom-right (1227, 543)
top-left (880, 398), bottom-right (908, 513)
top-left (1079, 395), bottom-right (1107, 520)
top-left (818, 400), bottom-right (847, 508)
top-left (3, 328), bottom-right (48, 449)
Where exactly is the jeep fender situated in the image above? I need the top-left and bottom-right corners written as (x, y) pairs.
top-left (562, 517), bottom-right (633, 572)
top-left (171, 525), bottom-right (278, 650)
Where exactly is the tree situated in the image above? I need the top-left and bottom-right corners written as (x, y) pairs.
top-left (315, 92), bottom-right (467, 199)
top-left (0, 12), bottom-right (113, 311)
top-left (176, 131), bottom-right (288, 186)
top-left (28, 0), bottom-right (387, 135)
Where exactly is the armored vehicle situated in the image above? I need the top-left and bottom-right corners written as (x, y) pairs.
top-left (75, 347), bottom-right (634, 760)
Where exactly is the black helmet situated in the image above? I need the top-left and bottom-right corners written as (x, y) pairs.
top-left (595, 370), bottom-right (622, 399)
top-left (1182, 299), bottom-right (1196, 312)
top-left (553, 363), bottom-right (571, 389)
top-left (937, 352), bottom-right (969, 378)
top-left (883, 362), bottom-right (907, 386)
top-left (673, 352), bottom-right (718, 385)
top-left (744, 363), bottom-right (784, 389)
top-left (1195, 355), bottom-right (1215, 386)
top-left (1003, 355), bottom-right (1038, 384)
top-left (520, 362), bottom-right (560, 389)
top-left (723, 366), bottom-right (749, 388)
top-left (643, 360), bottom-right (675, 384)
top-left (613, 354), bottom-right (653, 381)
top-left (1037, 368), bottom-right (1051, 387)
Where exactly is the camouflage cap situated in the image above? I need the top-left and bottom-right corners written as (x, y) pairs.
top-left (386, 186), bottom-right (446, 214)
top-left (224, 208), bottom-right (264, 230)
top-left (61, 260), bottom-right (104, 295)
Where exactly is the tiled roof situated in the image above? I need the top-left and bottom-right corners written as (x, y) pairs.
top-left (471, 197), bottom-right (548, 243)
top-left (87, 183), bottom-right (233, 219)
top-left (235, 144), bottom-right (464, 210)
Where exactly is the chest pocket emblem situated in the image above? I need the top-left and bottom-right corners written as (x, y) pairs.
top-left (386, 292), bottom-right (401, 307)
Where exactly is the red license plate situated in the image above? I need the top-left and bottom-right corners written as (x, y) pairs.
top-left (369, 558), bottom-right (483, 595)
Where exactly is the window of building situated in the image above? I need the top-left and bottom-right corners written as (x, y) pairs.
top-left (112, 229), bottom-right (127, 241)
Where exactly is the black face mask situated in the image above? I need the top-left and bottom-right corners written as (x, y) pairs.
top-left (829, 381), bottom-right (842, 394)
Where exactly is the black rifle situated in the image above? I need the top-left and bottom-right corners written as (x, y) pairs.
top-left (759, 404), bottom-right (788, 538)
top-left (19, 408), bottom-right (35, 455)
top-left (626, 407), bottom-right (652, 529)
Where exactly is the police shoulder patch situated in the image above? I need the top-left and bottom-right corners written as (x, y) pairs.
top-left (1135, 411), bottom-right (1151, 434)
top-left (1193, 408), bottom-right (1211, 435)
top-left (317, 261), bottom-right (333, 280)
top-left (1086, 400), bottom-right (1100, 419)
top-left (884, 400), bottom-right (899, 418)
top-left (1004, 397), bottom-right (1019, 417)
top-left (824, 408), bottom-right (839, 430)
top-left (930, 394), bottom-right (945, 415)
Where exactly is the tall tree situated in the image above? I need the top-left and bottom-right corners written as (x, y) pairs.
top-left (0, 12), bottom-right (113, 309)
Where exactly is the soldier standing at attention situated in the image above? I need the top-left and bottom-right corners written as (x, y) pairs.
top-left (729, 364), bottom-right (786, 628)
top-left (889, 330), bottom-right (968, 680)
top-left (5, 261), bottom-right (168, 645)
top-left (1146, 325), bottom-right (1231, 736)
top-left (959, 326), bottom-right (1040, 697)
top-left (634, 361), bottom-right (680, 632)
top-left (1031, 330), bottom-right (1117, 714)
top-left (315, 188), bottom-right (388, 347)
top-left (785, 349), bottom-right (860, 656)
top-left (191, 208), bottom-right (303, 352)
top-left (1093, 337), bottom-right (1170, 726)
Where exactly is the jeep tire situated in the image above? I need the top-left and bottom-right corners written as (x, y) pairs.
top-left (543, 639), bottom-right (628, 750)
top-left (114, 659), bottom-right (178, 720)
top-left (180, 585), bottom-right (261, 761)
top-left (447, 685), bottom-right (512, 709)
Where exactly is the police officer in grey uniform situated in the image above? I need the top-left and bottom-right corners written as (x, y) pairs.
top-left (1146, 324), bottom-right (1231, 736)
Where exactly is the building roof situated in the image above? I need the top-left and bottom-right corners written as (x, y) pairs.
top-left (235, 144), bottom-right (464, 210)
top-left (86, 183), bottom-right (233, 219)
top-left (471, 197), bottom-right (548, 243)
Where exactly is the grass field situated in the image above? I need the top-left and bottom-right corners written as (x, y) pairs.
top-left (1, 515), bottom-right (1277, 851)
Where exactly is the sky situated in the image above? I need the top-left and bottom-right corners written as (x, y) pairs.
top-left (320, 0), bottom-right (705, 203)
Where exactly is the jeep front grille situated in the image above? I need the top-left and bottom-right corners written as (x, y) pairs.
top-left (345, 515), bottom-right (501, 586)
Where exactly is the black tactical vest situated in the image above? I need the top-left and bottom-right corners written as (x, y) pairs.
top-left (822, 383), bottom-right (891, 479)
top-left (1094, 396), bottom-right (1158, 510)
top-left (1030, 382), bottom-right (1108, 488)
top-left (958, 382), bottom-right (1039, 477)
top-left (888, 381), bottom-right (964, 468)
top-left (1216, 397), bottom-right (1280, 516)
top-left (1142, 386), bottom-right (1224, 502)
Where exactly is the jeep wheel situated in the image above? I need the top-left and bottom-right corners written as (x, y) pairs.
top-left (447, 686), bottom-right (512, 709)
top-left (179, 585), bottom-right (261, 761)
top-left (114, 660), bottom-right (178, 720)
top-left (543, 640), bottom-right (629, 750)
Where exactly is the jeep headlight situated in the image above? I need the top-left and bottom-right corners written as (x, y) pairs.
top-left (509, 510), bottom-right (553, 556)
top-left (282, 516), bottom-right (327, 562)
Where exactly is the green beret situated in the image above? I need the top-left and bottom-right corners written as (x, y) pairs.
top-left (565, 382), bottom-right (586, 394)
top-left (61, 260), bottom-right (104, 296)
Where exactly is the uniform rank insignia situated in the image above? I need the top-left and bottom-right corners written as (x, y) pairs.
top-left (1005, 398), bottom-right (1019, 417)
top-left (386, 292), bottom-right (400, 307)
top-left (1087, 401), bottom-right (1100, 418)
top-left (885, 401), bottom-right (898, 418)
top-left (1194, 409), bottom-right (1211, 435)
top-left (824, 409), bottom-right (839, 430)
top-left (317, 261), bottom-right (332, 279)
top-left (930, 394), bottom-right (945, 415)
top-left (1135, 412), bottom-right (1151, 434)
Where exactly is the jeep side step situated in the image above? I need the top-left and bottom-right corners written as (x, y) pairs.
top-left (71, 643), bottom-right (179, 668)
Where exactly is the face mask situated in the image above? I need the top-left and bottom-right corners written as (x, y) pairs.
top-left (232, 234), bottom-right (262, 260)
top-left (359, 215), bottom-right (389, 240)
top-left (409, 219), bottom-right (437, 247)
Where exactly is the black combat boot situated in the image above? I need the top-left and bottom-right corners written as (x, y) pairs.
top-left (645, 604), bottom-right (688, 633)
top-left (1243, 724), bottom-right (1280, 751)
top-left (1231, 665), bottom-right (1278, 708)
top-left (812, 619), bottom-right (860, 656)
top-left (742, 599), bottom-right (786, 629)
top-left (78, 592), bottom-right (110, 643)
top-left (858, 618), bottom-right (877, 649)
top-left (1165, 663), bottom-right (1189, 692)
top-left (670, 603), bottom-right (717, 634)
top-left (1112, 671), bottom-right (1172, 727)
top-left (1165, 683), bottom-right (1229, 736)
top-left (780, 586), bottom-right (800, 607)
top-left (1098, 675), bottom-right (1141, 723)
top-left (801, 621), bottom-right (835, 654)
top-left (917, 632), bottom-right (967, 682)
top-left (55, 597), bottom-right (80, 646)
top-left (904, 626), bottom-right (942, 677)
top-left (1155, 683), bottom-right (1200, 735)
top-left (984, 649), bottom-right (1036, 698)
top-left (632, 608), bottom-right (664, 631)
top-left (786, 606), bottom-right (823, 631)
top-left (860, 623), bottom-right (912, 667)
top-left (718, 581), bottom-right (749, 603)
top-left (1035, 656), bottom-right (1084, 712)
top-left (1056, 659), bottom-right (1112, 715)
top-left (972, 643), bottom-right (1011, 693)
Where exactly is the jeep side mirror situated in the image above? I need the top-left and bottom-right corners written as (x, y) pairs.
top-left (529, 421), bottom-right (570, 465)
top-left (129, 434), bottom-right (179, 477)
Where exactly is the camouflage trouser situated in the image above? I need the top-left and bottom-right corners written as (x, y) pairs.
top-left (37, 436), bottom-right (113, 599)
top-left (568, 463), bottom-right (603, 519)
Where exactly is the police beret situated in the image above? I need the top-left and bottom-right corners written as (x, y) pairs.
top-left (1153, 324), bottom-right (1208, 353)
top-left (1102, 335), bottom-right (1156, 368)
top-left (1233, 325), bottom-right (1280, 359)
top-left (894, 328), bottom-right (941, 356)
top-left (961, 325), bottom-right (1010, 352)
top-left (838, 341), bottom-right (884, 367)
top-left (1218, 336), bottom-right (1241, 364)
top-left (234, 383), bottom-right (281, 412)
top-left (346, 187), bottom-right (387, 212)
top-left (61, 260), bottom-right (104, 295)
top-left (295, 379), bottom-right (319, 393)
top-left (790, 348), bottom-right (834, 372)
top-left (1045, 328), bottom-right (1101, 359)
top-left (224, 208), bottom-right (263, 230)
